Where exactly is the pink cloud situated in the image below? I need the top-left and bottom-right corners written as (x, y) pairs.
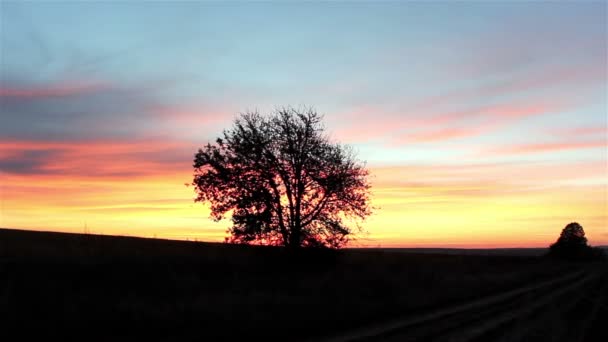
top-left (485, 140), bottom-right (606, 156)
top-left (425, 103), bottom-right (555, 127)
top-left (410, 63), bottom-right (600, 118)
top-left (327, 106), bottom-right (420, 143)
top-left (0, 138), bottom-right (198, 179)
top-left (393, 126), bottom-right (483, 144)
top-left (388, 102), bottom-right (564, 145)
top-left (0, 138), bottom-right (190, 153)
top-left (0, 80), bottom-right (108, 98)
top-left (372, 160), bottom-right (607, 184)
top-left (547, 126), bottom-right (608, 137)
top-left (330, 90), bottom-right (573, 146)
top-left (149, 104), bottom-right (232, 125)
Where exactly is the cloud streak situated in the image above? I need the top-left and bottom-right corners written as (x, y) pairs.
top-left (332, 99), bottom-right (572, 147)
top-left (0, 80), bottom-right (108, 98)
top-left (485, 140), bottom-right (607, 156)
top-left (0, 138), bottom-right (198, 178)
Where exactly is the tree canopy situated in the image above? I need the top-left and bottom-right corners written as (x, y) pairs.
top-left (192, 107), bottom-right (372, 248)
top-left (548, 222), bottom-right (603, 260)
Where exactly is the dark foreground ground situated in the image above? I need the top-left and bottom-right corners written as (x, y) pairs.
top-left (0, 228), bottom-right (605, 341)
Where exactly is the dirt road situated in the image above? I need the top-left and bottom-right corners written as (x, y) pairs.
top-left (322, 267), bottom-right (607, 342)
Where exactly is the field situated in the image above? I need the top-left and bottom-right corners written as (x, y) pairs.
top-left (0, 228), bottom-right (605, 341)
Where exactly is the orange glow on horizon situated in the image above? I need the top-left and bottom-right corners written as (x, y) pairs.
top-left (2, 161), bottom-right (606, 248)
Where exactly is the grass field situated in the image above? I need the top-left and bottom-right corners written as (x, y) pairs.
top-left (0, 228), bottom-right (588, 341)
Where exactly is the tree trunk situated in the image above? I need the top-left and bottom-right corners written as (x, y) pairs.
top-left (289, 227), bottom-right (301, 248)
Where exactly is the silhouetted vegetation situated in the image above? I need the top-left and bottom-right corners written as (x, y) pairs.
top-left (548, 222), bottom-right (606, 261)
top-left (192, 106), bottom-right (371, 248)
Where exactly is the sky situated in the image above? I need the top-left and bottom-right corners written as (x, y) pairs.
top-left (1, 1), bottom-right (606, 248)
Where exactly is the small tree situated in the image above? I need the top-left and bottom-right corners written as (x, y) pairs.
top-left (556, 222), bottom-right (587, 245)
top-left (549, 222), bottom-right (596, 260)
top-left (192, 107), bottom-right (372, 248)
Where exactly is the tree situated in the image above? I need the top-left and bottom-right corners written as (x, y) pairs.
top-left (191, 107), bottom-right (372, 248)
top-left (548, 222), bottom-right (596, 260)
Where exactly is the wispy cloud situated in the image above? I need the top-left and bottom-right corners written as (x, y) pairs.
top-left (483, 140), bottom-right (607, 156)
top-left (0, 138), bottom-right (197, 178)
top-left (332, 99), bottom-right (571, 146)
top-left (0, 80), bottom-right (108, 98)
top-left (547, 126), bottom-right (607, 137)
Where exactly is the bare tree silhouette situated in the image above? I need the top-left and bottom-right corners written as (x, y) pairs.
top-left (191, 106), bottom-right (372, 248)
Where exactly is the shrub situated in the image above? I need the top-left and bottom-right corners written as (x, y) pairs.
top-left (548, 222), bottom-right (600, 261)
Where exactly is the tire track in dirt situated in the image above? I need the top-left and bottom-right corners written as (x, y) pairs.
top-left (320, 270), bottom-right (595, 342)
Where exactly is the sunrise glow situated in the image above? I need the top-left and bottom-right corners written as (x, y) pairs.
top-left (1, 2), bottom-right (606, 247)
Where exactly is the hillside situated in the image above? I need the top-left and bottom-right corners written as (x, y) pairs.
top-left (0, 228), bottom-right (586, 341)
